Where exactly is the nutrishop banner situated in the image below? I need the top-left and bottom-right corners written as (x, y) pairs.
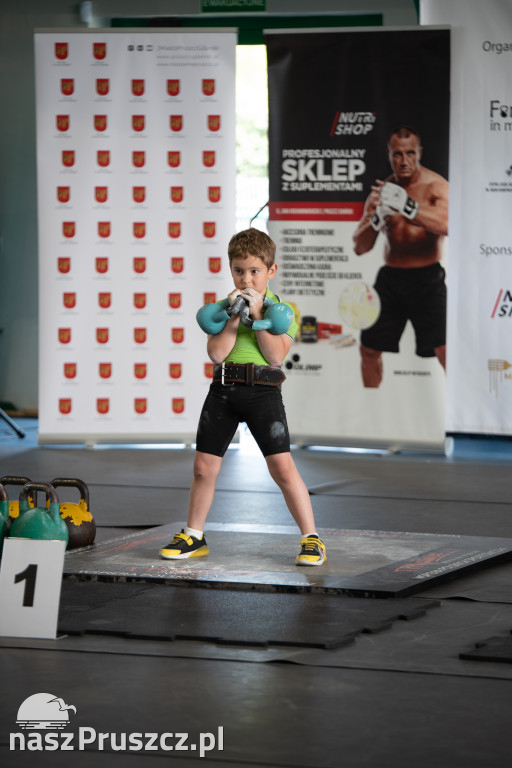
top-left (266, 28), bottom-right (450, 450)
top-left (35, 30), bottom-right (236, 444)
top-left (422, 0), bottom-right (512, 435)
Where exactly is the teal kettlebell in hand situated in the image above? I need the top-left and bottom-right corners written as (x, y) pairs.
top-left (197, 295), bottom-right (293, 335)
top-left (9, 482), bottom-right (69, 545)
top-left (248, 300), bottom-right (294, 334)
top-left (196, 295), bottom-right (246, 335)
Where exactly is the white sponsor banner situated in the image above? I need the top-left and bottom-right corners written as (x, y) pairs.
top-left (421, 0), bottom-right (512, 434)
top-left (34, 30), bottom-right (236, 443)
top-left (267, 29), bottom-right (450, 450)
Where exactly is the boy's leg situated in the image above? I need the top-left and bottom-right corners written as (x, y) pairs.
top-left (265, 452), bottom-right (326, 566)
top-left (265, 452), bottom-right (315, 535)
top-left (159, 450), bottom-right (222, 559)
top-left (186, 450), bottom-right (223, 531)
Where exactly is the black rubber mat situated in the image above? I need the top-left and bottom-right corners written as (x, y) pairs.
top-left (63, 523), bottom-right (512, 597)
top-left (460, 634), bottom-right (512, 664)
top-left (57, 580), bottom-right (440, 650)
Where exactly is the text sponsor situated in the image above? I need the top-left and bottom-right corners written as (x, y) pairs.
top-left (482, 40), bottom-right (512, 54)
top-left (480, 243), bottom-right (512, 256)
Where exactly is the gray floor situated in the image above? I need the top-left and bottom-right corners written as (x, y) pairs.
top-left (1, 418), bottom-right (512, 766)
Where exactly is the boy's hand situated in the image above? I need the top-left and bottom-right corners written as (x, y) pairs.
top-left (228, 288), bottom-right (242, 306)
top-left (241, 288), bottom-right (264, 320)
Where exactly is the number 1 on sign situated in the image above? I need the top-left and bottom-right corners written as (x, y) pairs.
top-left (15, 564), bottom-right (38, 607)
top-left (0, 539), bottom-right (66, 639)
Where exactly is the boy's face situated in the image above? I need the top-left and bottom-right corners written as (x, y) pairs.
top-left (230, 254), bottom-right (277, 295)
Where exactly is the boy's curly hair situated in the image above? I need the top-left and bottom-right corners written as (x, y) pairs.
top-left (227, 228), bottom-right (276, 269)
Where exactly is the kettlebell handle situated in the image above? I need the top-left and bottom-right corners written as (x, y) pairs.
top-left (50, 478), bottom-right (90, 506)
top-left (19, 482), bottom-right (59, 506)
top-left (0, 483), bottom-right (8, 503)
top-left (0, 475), bottom-right (32, 487)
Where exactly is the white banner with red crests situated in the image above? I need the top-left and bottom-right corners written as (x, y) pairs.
top-left (34, 29), bottom-right (236, 444)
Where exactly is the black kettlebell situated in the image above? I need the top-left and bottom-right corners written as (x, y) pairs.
top-left (49, 478), bottom-right (96, 550)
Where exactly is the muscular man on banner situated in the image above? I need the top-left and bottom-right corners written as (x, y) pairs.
top-left (352, 125), bottom-right (449, 387)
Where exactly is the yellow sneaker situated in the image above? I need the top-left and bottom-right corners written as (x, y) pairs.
top-left (159, 530), bottom-right (209, 560)
top-left (295, 535), bottom-right (326, 566)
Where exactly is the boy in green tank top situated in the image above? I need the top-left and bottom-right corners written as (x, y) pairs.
top-left (159, 229), bottom-right (326, 566)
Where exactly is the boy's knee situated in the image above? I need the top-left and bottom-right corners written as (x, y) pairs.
top-left (266, 453), bottom-right (295, 486)
top-left (193, 452), bottom-right (221, 481)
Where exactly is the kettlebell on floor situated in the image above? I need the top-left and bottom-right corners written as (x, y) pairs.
top-left (0, 483), bottom-right (10, 557)
top-left (49, 478), bottom-right (96, 549)
top-left (9, 482), bottom-right (69, 545)
top-left (0, 476), bottom-right (34, 521)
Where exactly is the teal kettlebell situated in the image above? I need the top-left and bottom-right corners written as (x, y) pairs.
top-left (0, 476), bottom-right (34, 522)
top-left (9, 482), bottom-right (69, 545)
top-left (0, 483), bottom-right (10, 557)
top-left (196, 295), bottom-right (246, 335)
top-left (249, 300), bottom-right (294, 334)
top-left (197, 295), bottom-right (293, 335)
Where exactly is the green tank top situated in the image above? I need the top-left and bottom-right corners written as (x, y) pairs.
top-left (224, 287), bottom-right (298, 365)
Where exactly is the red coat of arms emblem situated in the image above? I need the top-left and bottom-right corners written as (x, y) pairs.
top-left (96, 328), bottom-right (109, 344)
top-left (95, 186), bottom-right (108, 203)
top-left (57, 187), bottom-right (70, 203)
top-left (202, 79), bottom-right (215, 96)
top-left (64, 364), bottom-right (77, 380)
top-left (63, 293), bottom-right (76, 309)
top-left (95, 257), bottom-right (109, 274)
top-left (133, 257), bottom-right (146, 274)
top-left (98, 221), bottom-right (111, 239)
top-left (94, 115), bottom-right (107, 132)
top-left (99, 363), bottom-right (112, 379)
top-left (97, 150), bottom-right (110, 167)
top-left (55, 43), bottom-right (68, 60)
top-left (96, 78), bottom-right (109, 96)
top-left (61, 79), bottom-right (74, 96)
top-left (167, 79), bottom-right (180, 97)
top-left (170, 115), bottom-right (183, 132)
top-left (59, 398), bottom-right (72, 414)
top-left (132, 79), bottom-right (145, 96)
top-left (93, 43), bottom-right (106, 60)
top-left (172, 398), bottom-right (185, 414)
top-left (57, 115), bottom-right (70, 132)
top-left (62, 151), bottom-right (75, 167)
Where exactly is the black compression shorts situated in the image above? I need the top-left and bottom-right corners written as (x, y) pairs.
top-left (196, 382), bottom-right (290, 457)
top-left (360, 262), bottom-right (446, 357)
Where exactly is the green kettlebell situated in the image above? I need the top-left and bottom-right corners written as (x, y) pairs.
top-left (0, 483), bottom-right (10, 557)
top-left (49, 478), bottom-right (96, 550)
top-left (0, 476), bottom-right (34, 521)
top-left (10, 482), bottom-right (69, 545)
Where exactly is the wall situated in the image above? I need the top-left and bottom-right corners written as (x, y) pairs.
top-left (0, 0), bottom-right (418, 411)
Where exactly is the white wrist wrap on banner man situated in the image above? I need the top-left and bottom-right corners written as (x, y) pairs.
top-left (380, 181), bottom-right (418, 220)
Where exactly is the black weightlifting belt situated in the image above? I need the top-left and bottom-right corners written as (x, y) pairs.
top-left (213, 362), bottom-right (285, 387)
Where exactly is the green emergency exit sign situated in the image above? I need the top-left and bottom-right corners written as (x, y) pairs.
top-left (201, 0), bottom-right (267, 11)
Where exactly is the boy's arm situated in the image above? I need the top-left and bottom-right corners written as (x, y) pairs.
top-left (206, 315), bottom-right (240, 364)
top-left (242, 288), bottom-right (293, 365)
top-left (255, 329), bottom-right (293, 365)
